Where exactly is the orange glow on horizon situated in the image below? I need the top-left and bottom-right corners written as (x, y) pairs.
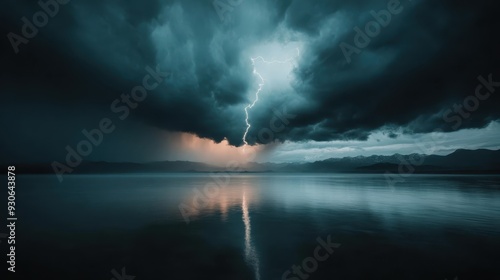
top-left (176, 133), bottom-right (264, 165)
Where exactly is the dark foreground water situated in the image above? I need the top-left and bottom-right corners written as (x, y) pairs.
top-left (6, 174), bottom-right (500, 279)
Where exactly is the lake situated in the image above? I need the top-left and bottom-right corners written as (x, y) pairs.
top-left (10, 174), bottom-right (500, 279)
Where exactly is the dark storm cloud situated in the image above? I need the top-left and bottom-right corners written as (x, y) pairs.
top-left (275, 0), bottom-right (500, 142)
top-left (1, 0), bottom-right (499, 162)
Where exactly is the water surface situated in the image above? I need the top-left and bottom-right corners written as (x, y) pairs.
top-left (11, 174), bottom-right (500, 279)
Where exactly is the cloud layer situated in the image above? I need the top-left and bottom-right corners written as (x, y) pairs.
top-left (1, 0), bottom-right (499, 162)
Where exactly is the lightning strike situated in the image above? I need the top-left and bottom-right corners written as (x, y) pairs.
top-left (242, 48), bottom-right (300, 148)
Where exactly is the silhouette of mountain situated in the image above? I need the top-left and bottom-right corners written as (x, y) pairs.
top-left (7, 149), bottom-right (500, 175)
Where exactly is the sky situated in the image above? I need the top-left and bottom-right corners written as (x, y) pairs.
top-left (1, 0), bottom-right (499, 164)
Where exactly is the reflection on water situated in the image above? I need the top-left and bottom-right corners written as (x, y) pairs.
top-left (242, 191), bottom-right (261, 280)
top-left (180, 180), bottom-right (263, 278)
top-left (12, 174), bottom-right (500, 280)
top-left (179, 180), bottom-right (260, 223)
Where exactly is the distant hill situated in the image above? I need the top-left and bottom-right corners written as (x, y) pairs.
top-left (324, 149), bottom-right (500, 174)
top-left (300, 148), bottom-right (500, 174)
top-left (5, 148), bottom-right (500, 175)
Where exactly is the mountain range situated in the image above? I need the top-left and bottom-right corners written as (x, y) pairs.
top-left (9, 148), bottom-right (500, 175)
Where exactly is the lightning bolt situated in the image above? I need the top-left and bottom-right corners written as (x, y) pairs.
top-left (242, 48), bottom-right (300, 147)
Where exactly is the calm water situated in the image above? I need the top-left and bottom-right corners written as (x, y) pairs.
top-left (9, 174), bottom-right (500, 279)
